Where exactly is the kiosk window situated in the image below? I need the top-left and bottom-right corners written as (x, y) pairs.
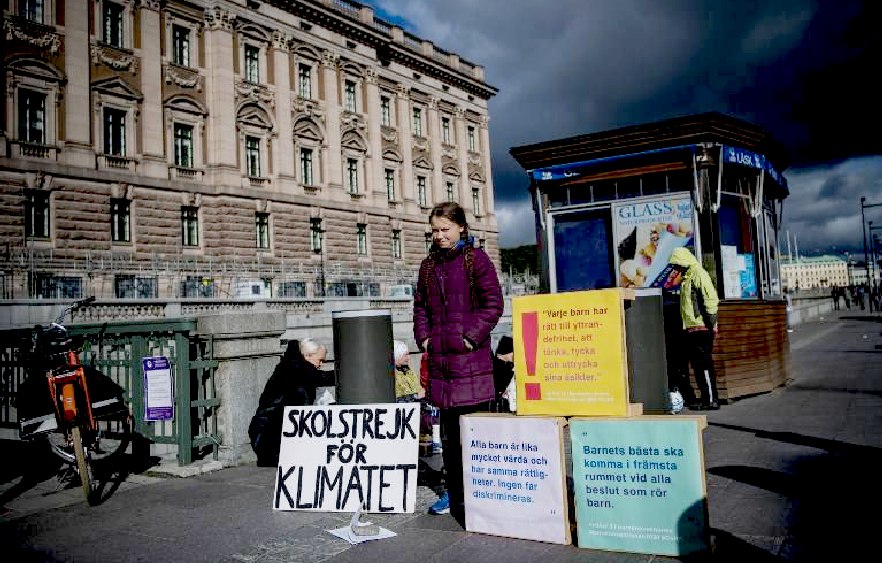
top-left (552, 209), bottom-right (614, 291)
top-left (718, 194), bottom-right (758, 298)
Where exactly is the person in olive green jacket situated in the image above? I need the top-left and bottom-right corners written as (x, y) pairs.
top-left (668, 247), bottom-right (721, 410)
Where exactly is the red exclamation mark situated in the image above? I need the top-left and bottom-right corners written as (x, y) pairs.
top-left (522, 311), bottom-right (538, 377)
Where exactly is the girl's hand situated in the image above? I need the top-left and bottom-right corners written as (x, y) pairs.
top-left (463, 339), bottom-right (473, 351)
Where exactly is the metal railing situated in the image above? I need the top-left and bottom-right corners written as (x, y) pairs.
top-left (0, 318), bottom-right (219, 465)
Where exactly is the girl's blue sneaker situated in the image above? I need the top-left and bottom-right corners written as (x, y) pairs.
top-left (428, 491), bottom-right (450, 515)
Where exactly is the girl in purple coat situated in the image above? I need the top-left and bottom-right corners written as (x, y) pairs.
top-left (414, 202), bottom-right (504, 521)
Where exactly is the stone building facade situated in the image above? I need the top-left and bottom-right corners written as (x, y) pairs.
top-left (0, 0), bottom-right (498, 300)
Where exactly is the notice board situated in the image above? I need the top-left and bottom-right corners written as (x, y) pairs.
top-left (512, 289), bottom-right (630, 416)
top-left (273, 403), bottom-right (419, 513)
top-left (461, 414), bottom-right (570, 544)
top-left (570, 416), bottom-right (709, 556)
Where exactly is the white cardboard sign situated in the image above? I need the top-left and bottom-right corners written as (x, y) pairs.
top-left (274, 403), bottom-right (419, 513)
top-left (461, 414), bottom-right (571, 544)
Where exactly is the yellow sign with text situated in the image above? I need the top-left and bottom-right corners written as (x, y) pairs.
top-left (512, 289), bottom-right (629, 416)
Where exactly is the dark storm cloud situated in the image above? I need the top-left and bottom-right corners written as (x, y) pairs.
top-left (371, 0), bottom-right (882, 251)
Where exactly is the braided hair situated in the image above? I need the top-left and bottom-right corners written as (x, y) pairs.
top-left (419, 202), bottom-right (476, 308)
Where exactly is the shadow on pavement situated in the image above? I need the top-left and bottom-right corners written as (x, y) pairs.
top-left (0, 435), bottom-right (161, 510)
top-left (706, 422), bottom-right (882, 561)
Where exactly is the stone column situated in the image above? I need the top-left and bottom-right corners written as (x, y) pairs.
top-left (138, 2), bottom-right (166, 177)
top-left (321, 50), bottom-right (342, 188)
top-left (272, 32), bottom-right (295, 188)
top-left (364, 67), bottom-right (383, 203)
top-left (62, 0), bottom-right (94, 166)
top-left (455, 107), bottom-right (472, 213)
top-left (396, 86), bottom-right (416, 210)
top-left (480, 115), bottom-right (496, 224)
top-left (203, 8), bottom-right (238, 182)
top-left (196, 310), bottom-right (287, 464)
top-left (427, 97), bottom-right (445, 203)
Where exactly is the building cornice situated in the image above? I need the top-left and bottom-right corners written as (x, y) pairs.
top-left (264, 0), bottom-right (497, 100)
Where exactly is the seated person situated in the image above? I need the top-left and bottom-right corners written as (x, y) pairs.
top-left (393, 340), bottom-right (421, 403)
top-left (248, 338), bottom-right (332, 467)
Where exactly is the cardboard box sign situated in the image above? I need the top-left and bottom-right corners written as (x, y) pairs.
top-left (461, 414), bottom-right (571, 545)
top-left (273, 403), bottom-right (420, 513)
top-left (570, 416), bottom-right (709, 556)
top-left (513, 289), bottom-right (631, 416)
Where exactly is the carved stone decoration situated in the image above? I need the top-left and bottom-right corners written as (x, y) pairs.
top-left (139, 0), bottom-right (161, 11)
top-left (468, 151), bottom-right (482, 165)
top-left (235, 80), bottom-right (275, 109)
top-left (91, 44), bottom-right (137, 72)
top-left (292, 98), bottom-right (325, 122)
top-left (364, 67), bottom-right (378, 84)
top-left (273, 31), bottom-right (290, 52)
top-left (442, 145), bottom-right (456, 159)
top-left (25, 170), bottom-right (53, 190)
top-left (382, 142), bottom-right (401, 161)
top-left (412, 136), bottom-right (429, 153)
top-left (205, 8), bottom-right (234, 31)
top-left (468, 162), bottom-right (485, 182)
top-left (340, 111), bottom-right (365, 133)
top-left (164, 63), bottom-right (204, 91)
top-left (441, 155), bottom-right (459, 171)
top-left (380, 125), bottom-right (398, 144)
top-left (321, 50), bottom-right (339, 68)
top-left (5, 18), bottom-right (61, 53)
top-left (395, 85), bottom-right (410, 99)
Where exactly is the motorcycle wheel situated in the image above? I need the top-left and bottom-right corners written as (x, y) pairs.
top-left (47, 414), bottom-right (132, 466)
top-left (71, 425), bottom-right (94, 503)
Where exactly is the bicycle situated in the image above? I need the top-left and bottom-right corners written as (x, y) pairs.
top-left (16, 296), bottom-right (133, 504)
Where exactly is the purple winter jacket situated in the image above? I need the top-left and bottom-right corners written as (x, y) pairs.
top-left (413, 244), bottom-right (503, 408)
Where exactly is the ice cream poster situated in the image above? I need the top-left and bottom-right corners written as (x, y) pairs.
top-left (612, 196), bottom-right (695, 289)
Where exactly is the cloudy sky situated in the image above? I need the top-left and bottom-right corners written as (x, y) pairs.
top-left (366, 0), bottom-right (882, 257)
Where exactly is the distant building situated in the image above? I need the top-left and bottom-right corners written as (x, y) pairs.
top-left (780, 256), bottom-right (848, 291)
top-left (0, 0), bottom-right (498, 300)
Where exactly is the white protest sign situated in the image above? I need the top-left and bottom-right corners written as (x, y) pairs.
top-left (274, 403), bottom-right (419, 513)
top-left (462, 414), bottom-right (571, 544)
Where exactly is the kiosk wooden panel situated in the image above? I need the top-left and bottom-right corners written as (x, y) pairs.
top-left (713, 300), bottom-right (790, 400)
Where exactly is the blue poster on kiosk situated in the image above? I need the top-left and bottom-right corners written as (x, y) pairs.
top-left (570, 417), bottom-right (709, 556)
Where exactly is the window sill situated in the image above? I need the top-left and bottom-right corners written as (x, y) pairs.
top-left (248, 176), bottom-right (270, 186)
top-left (10, 140), bottom-right (59, 160)
top-left (169, 166), bottom-right (204, 180)
top-left (303, 184), bottom-right (320, 193)
top-left (349, 192), bottom-right (365, 200)
top-left (98, 154), bottom-right (136, 171)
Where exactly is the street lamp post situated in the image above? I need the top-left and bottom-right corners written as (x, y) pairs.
top-left (862, 197), bottom-right (870, 287)
top-left (861, 197), bottom-right (882, 286)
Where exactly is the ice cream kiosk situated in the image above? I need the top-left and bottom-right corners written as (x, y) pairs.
top-left (510, 112), bottom-right (791, 401)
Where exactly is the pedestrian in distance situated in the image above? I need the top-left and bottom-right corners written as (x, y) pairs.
top-left (831, 286), bottom-right (840, 310)
top-left (414, 201), bottom-right (504, 521)
top-left (393, 340), bottom-right (421, 403)
top-left (668, 248), bottom-right (721, 411)
top-left (248, 338), bottom-right (333, 467)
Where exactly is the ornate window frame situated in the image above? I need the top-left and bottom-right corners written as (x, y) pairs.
top-left (5, 57), bottom-right (63, 160)
top-left (237, 22), bottom-right (270, 85)
top-left (237, 102), bottom-right (274, 185)
top-left (92, 76), bottom-right (142, 171)
top-left (94, 0), bottom-right (134, 49)
top-left (164, 10), bottom-right (201, 69)
top-left (294, 116), bottom-right (324, 191)
top-left (164, 94), bottom-right (207, 180)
